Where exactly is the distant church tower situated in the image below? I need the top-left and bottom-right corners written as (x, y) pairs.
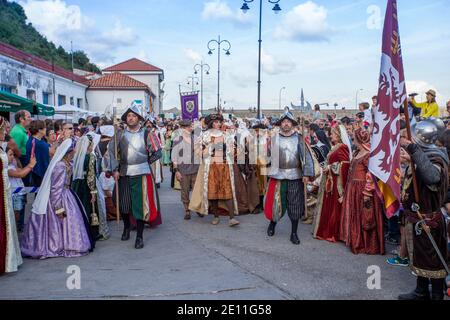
top-left (291, 88), bottom-right (312, 111)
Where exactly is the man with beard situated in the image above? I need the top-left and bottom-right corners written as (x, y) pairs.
top-left (264, 111), bottom-right (316, 245)
top-left (108, 106), bottom-right (162, 249)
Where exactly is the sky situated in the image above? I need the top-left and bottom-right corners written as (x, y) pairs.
top-left (14, 0), bottom-right (450, 111)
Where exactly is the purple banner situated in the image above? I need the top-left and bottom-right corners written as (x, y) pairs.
top-left (180, 93), bottom-right (199, 121)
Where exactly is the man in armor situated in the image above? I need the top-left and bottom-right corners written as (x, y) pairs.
top-left (264, 111), bottom-right (317, 245)
top-left (108, 106), bottom-right (162, 249)
top-left (398, 118), bottom-right (449, 300)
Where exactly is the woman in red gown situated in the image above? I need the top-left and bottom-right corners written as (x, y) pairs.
top-left (340, 129), bottom-right (385, 255)
top-left (313, 125), bottom-right (351, 243)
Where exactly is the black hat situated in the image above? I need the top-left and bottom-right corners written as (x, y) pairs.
top-left (340, 116), bottom-right (353, 124)
top-left (205, 114), bottom-right (224, 127)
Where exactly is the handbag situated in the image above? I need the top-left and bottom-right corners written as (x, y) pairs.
top-left (362, 198), bottom-right (376, 231)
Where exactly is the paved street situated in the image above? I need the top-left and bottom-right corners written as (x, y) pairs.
top-left (0, 168), bottom-right (417, 300)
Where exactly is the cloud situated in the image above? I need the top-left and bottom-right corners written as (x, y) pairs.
top-left (261, 50), bottom-right (296, 75)
top-left (19, 0), bottom-right (137, 65)
top-left (274, 1), bottom-right (331, 42)
top-left (202, 0), bottom-right (252, 27)
top-left (184, 48), bottom-right (202, 63)
top-left (103, 20), bottom-right (138, 46)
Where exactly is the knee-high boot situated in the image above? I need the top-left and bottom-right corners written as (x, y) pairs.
top-left (290, 219), bottom-right (300, 245)
top-left (135, 220), bottom-right (145, 249)
top-left (121, 213), bottom-right (131, 241)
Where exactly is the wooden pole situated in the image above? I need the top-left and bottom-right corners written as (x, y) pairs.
top-left (301, 117), bottom-right (308, 220)
top-left (113, 107), bottom-right (120, 226)
top-left (402, 99), bottom-right (427, 229)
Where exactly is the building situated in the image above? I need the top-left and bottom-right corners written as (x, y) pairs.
top-left (0, 42), bottom-right (165, 120)
top-left (0, 42), bottom-right (88, 120)
top-left (100, 58), bottom-right (164, 114)
top-left (86, 72), bottom-right (155, 115)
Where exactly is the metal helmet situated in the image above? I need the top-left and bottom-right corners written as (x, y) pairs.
top-left (411, 119), bottom-right (439, 146)
top-left (427, 117), bottom-right (446, 137)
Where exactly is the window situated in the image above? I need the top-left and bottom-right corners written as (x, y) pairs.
top-left (43, 92), bottom-right (49, 105)
top-left (77, 98), bottom-right (83, 109)
top-left (0, 85), bottom-right (13, 93)
top-left (26, 89), bottom-right (36, 101)
top-left (70, 97), bottom-right (74, 106)
top-left (18, 73), bottom-right (22, 86)
top-left (58, 95), bottom-right (66, 106)
top-left (117, 98), bottom-right (122, 104)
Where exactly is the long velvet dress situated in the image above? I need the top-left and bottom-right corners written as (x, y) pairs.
top-left (0, 150), bottom-right (22, 275)
top-left (21, 161), bottom-right (93, 259)
top-left (313, 144), bottom-right (350, 243)
top-left (340, 152), bottom-right (385, 255)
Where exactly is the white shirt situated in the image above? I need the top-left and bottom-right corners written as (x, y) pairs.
top-left (364, 109), bottom-right (373, 125)
top-left (8, 163), bottom-right (25, 195)
top-left (99, 172), bottom-right (115, 192)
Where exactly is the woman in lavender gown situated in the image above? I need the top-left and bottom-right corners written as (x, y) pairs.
top-left (21, 138), bottom-right (93, 259)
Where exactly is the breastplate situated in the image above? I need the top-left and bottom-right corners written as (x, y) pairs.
top-left (271, 134), bottom-right (302, 180)
top-left (120, 129), bottom-right (151, 176)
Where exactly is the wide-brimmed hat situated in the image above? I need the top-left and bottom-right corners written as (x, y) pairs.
top-left (426, 89), bottom-right (437, 98)
top-left (276, 111), bottom-right (298, 127)
top-left (205, 114), bottom-right (224, 127)
top-left (121, 105), bottom-right (145, 122)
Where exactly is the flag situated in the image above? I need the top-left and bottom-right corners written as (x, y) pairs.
top-left (369, 0), bottom-right (406, 218)
top-left (180, 92), bottom-right (199, 121)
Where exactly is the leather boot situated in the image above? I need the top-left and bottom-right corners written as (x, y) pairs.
top-left (267, 222), bottom-right (276, 237)
top-left (398, 277), bottom-right (430, 300)
top-left (135, 237), bottom-right (144, 249)
top-left (121, 229), bottom-right (130, 241)
top-left (290, 233), bottom-right (301, 245)
top-left (431, 278), bottom-right (445, 300)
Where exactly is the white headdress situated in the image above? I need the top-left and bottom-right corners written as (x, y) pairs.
top-left (337, 125), bottom-right (353, 161)
top-left (32, 139), bottom-right (73, 215)
top-left (73, 133), bottom-right (100, 181)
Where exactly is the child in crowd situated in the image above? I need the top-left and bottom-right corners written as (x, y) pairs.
top-left (6, 147), bottom-right (36, 231)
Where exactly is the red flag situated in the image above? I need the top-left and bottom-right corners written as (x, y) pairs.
top-left (369, 0), bottom-right (406, 218)
top-left (31, 138), bottom-right (36, 158)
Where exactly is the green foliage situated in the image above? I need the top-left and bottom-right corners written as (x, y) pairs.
top-left (0, 0), bottom-right (101, 73)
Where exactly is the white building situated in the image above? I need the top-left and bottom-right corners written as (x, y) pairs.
top-left (0, 42), bottom-right (88, 120)
top-left (101, 58), bottom-right (164, 114)
top-left (86, 72), bottom-right (155, 115)
top-left (0, 42), bottom-right (165, 119)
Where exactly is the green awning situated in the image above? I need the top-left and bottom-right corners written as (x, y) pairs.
top-left (0, 90), bottom-right (54, 116)
top-left (36, 104), bottom-right (55, 116)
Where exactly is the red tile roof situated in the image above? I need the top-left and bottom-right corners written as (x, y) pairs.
top-left (103, 58), bottom-right (162, 72)
top-left (0, 41), bottom-right (88, 85)
top-left (88, 72), bottom-right (152, 93)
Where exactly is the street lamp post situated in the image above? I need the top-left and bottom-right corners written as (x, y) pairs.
top-left (187, 76), bottom-right (199, 92)
top-left (194, 61), bottom-right (210, 115)
top-left (278, 86), bottom-right (286, 110)
top-left (356, 88), bottom-right (364, 109)
top-left (208, 36), bottom-right (231, 113)
top-left (241, 0), bottom-right (282, 119)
